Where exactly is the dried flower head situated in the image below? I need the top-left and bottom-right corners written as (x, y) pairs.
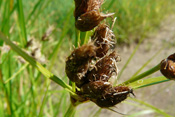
top-left (74, 0), bottom-right (103, 20)
top-left (91, 24), bottom-right (116, 57)
top-left (86, 51), bottom-right (120, 82)
top-left (160, 53), bottom-right (175, 80)
top-left (66, 43), bottom-right (97, 84)
top-left (79, 80), bottom-right (134, 108)
top-left (94, 86), bottom-right (133, 107)
top-left (80, 80), bottom-right (112, 98)
top-left (74, 0), bottom-right (114, 31)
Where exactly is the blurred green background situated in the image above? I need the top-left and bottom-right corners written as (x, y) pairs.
top-left (0, 0), bottom-right (175, 116)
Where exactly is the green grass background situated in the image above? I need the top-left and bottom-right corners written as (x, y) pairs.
top-left (0, 0), bottom-right (175, 116)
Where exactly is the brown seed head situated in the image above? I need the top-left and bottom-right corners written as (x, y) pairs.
top-left (80, 80), bottom-right (112, 98)
top-left (160, 53), bottom-right (175, 80)
top-left (74, 0), bottom-right (103, 20)
top-left (91, 24), bottom-right (116, 57)
top-left (74, 0), bottom-right (114, 31)
top-left (93, 86), bottom-right (131, 107)
top-left (86, 51), bottom-right (120, 82)
top-left (65, 43), bottom-right (97, 84)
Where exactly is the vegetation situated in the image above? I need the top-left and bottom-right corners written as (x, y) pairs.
top-left (0, 0), bottom-right (175, 116)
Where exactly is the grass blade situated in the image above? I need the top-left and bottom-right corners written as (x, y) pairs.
top-left (64, 103), bottom-right (76, 117)
top-left (27, 0), bottom-right (44, 23)
top-left (17, 0), bottom-right (27, 47)
top-left (106, 0), bottom-right (115, 10)
top-left (48, 7), bottom-right (73, 69)
top-left (5, 63), bottom-right (29, 83)
top-left (127, 76), bottom-right (170, 89)
top-left (122, 63), bottom-right (161, 85)
top-left (131, 48), bottom-right (162, 77)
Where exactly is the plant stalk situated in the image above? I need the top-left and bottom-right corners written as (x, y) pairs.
top-left (122, 63), bottom-right (161, 85)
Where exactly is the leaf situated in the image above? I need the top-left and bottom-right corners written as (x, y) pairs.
top-left (127, 76), bottom-right (170, 89)
top-left (122, 63), bottom-right (161, 85)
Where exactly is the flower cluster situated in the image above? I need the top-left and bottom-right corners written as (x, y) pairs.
top-left (65, 0), bottom-right (135, 108)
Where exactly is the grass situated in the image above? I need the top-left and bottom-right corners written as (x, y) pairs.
top-left (0, 0), bottom-right (175, 116)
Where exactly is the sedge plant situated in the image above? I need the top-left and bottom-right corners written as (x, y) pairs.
top-left (0, 0), bottom-right (175, 116)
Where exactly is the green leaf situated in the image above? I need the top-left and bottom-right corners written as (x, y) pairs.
top-left (127, 76), bottom-right (170, 89)
top-left (5, 63), bottom-right (29, 83)
top-left (17, 0), bottom-right (27, 47)
top-left (131, 48), bottom-right (162, 77)
top-left (122, 63), bottom-right (161, 85)
top-left (64, 103), bottom-right (76, 117)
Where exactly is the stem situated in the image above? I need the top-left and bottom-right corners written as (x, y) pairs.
top-left (72, 82), bottom-right (76, 92)
top-left (75, 29), bottom-right (80, 47)
top-left (122, 63), bottom-right (161, 85)
top-left (64, 103), bottom-right (76, 117)
top-left (127, 76), bottom-right (169, 89)
top-left (131, 48), bottom-right (162, 78)
top-left (83, 31), bottom-right (89, 44)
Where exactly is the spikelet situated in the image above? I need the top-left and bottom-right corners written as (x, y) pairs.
top-left (86, 51), bottom-right (120, 82)
top-left (91, 24), bottom-right (116, 57)
top-left (74, 0), bottom-right (114, 31)
top-left (160, 53), bottom-right (175, 80)
top-left (66, 43), bottom-right (97, 84)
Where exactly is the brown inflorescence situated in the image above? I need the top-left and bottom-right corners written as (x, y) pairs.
top-left (66, 43), bottom-right (97, 85)
top-left (67, 1), bottom-right (134, 107)
top-left (94, 86), bottom-right (133, 107)
top-left (74, 0), bottom-right (114, 31)
top-left (65, 42), bottom-right (134, 107)
top-left (86, 51), bottom-right (120, 82)
top-left (80, 80), bottom-right (133, 107)
top-left (91, 24), bottom-right (116, 58)
top-left (160, 53), bottom-right (175, 80)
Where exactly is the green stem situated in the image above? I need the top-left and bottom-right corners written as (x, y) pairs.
top-left (72, 82), bottom-right (76, 93)
top-left (64, 103), bottom-right (76, 117)
top-left (17, 0), bottom-right (27, 47)
top-left (131, 48), bottom-right (162, 78)
top-left (75, 29), bottom-right (80, 47)
top-left (83, 31), bottom-right (89, 45)
top-left (122, 63), bottom-right (161, 85)
top-left (127, 76), bottom-right (169, 89)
